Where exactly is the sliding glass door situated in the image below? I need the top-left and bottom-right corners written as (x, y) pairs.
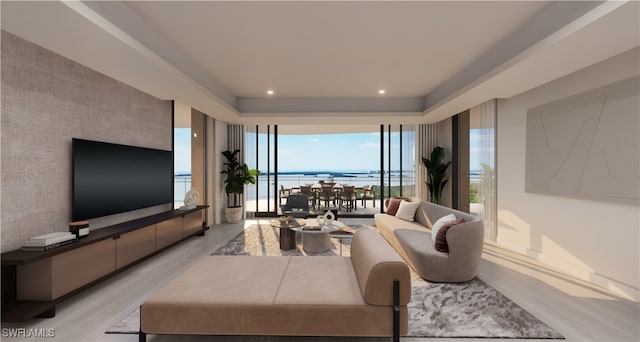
top-left (245, 124), bottom-right (416, 217)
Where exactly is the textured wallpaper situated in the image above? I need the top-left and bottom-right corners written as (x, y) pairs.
top-left (1, 31), bottom-right (173, 252)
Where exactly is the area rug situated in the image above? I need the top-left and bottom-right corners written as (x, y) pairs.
top-left (107, 223), bottom-right (563, 339)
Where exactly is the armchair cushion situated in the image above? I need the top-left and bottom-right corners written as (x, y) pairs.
top-left (434, 218), bottom-right (465, 252)
top-left (431, 213), bottom-right (457, 241)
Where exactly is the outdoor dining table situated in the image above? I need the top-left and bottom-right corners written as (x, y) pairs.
top-left (290, 184), bottom-right (363, 210)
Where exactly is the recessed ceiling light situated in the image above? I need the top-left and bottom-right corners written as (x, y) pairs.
top-left (267, 90), bottom-right (275, 95)
top-left (378, 89), bottom-right (386, 95)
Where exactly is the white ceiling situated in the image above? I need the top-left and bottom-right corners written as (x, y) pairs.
top-left (1, 1), bottom-right (638, 125)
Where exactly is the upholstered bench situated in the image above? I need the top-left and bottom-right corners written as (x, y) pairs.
top-left (139, 229), bottom-right (410, 341)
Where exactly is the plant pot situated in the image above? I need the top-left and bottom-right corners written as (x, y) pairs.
top-left (225, 206), bottom-right (243, 223)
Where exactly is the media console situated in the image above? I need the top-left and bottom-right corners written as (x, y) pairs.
top-left (1, 206), bottom-right (208, 322)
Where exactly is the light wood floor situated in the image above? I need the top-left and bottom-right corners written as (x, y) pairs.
top-left (2, 218), bottom-right (638, 342)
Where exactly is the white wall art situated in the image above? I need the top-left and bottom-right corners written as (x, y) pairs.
top-left (525, 76), bottom-right (639, 204)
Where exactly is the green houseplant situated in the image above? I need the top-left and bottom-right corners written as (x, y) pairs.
top-left (221, 149), bottom-right (260, 223)
top-left (421, 146), bottom-right (451, 205)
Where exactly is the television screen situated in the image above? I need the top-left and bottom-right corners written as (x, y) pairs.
top-left (72, 138), bottom-right (173, 221)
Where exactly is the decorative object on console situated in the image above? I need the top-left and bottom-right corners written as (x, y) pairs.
top-left (69, 221), bottom-right (90, 238)
top-left (179, 188), bottom-right (200, 210)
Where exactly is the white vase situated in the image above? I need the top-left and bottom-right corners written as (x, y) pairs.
top-left (317, 215), bottom-right (326, 226)
top-left (225, 207), bottom-right (243, 223)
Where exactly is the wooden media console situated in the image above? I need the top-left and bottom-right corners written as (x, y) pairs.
top-left (1, 206), bottom-right (208, 322)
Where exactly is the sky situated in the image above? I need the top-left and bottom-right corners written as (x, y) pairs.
top-left (174, 129), bottom-right (489, 174)
top-left (174, 128), bottom-right (191, 174)
top-left (273, 132), bottom-right (386, 172)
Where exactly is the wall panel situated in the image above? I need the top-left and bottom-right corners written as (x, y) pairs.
top-left (1, 31), bottom-right (172, 252)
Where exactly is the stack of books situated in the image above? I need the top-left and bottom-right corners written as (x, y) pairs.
top-left (22, 232), bottom-right (77, 251)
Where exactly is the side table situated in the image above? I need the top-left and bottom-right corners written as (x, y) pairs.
top-left (296, 219), bottom-right (342, 253)
top-left (270, 219), bottom-right (305, 250)
top-left (329, 230), bottom-right (354, 256)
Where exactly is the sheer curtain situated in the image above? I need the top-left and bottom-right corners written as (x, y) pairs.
top-left (227, 124), bottom-right (246, 214)
top-left (416, 124), bottom-right (439, 201)
top-left (477, 99), bottom-right (497, 241)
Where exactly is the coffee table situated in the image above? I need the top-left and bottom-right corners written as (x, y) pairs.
top-left (270, 219), bottom-right (305, 250)
top-left (293, 218), bottom-right (344, 253)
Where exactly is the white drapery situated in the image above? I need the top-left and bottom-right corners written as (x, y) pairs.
top-left (477, 99), bottom-right (497, 241)
top-left (227, 124), bottom-right (245, 163)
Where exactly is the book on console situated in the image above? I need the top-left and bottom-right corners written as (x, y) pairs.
top-left (28, 232), bottom-right (74, 243)
top-left (24, 232), bottom-right (76, 247)
top-left (21, 238), bottom-right (77, 251)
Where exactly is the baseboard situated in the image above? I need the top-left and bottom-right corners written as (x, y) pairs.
top-left (491, 239), bottom-right (639, 302)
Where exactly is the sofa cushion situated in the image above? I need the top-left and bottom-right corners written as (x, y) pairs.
top-left (350, 229), bottom-right (411, 306)
top-left (275, 257), bottom-right (363, 306)
top-left (141, 256), bottom-right (290, 335)
top-left (385, 197), bottom-right (403, 216)
top-left (374, 213), bottom-right (429, 264)
top-left (273, 256), bottom-right (408, 336)
top-left (434, 218), bottom-right (465, 252)
top-left (395, 200), bottom-right (420, 221)
top-left (431, 213), bottom-right (456, 241)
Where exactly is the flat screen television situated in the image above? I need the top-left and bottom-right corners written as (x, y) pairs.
top-left (72, 138), bottom-right (173, 221)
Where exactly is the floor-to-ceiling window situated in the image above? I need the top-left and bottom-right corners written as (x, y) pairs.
top-left (173, 102), bottom-right (206, 210)
top-left (382, 125), bottom-right (416, 206)
top-left (245, 125), bottom-right (276, 216)
top-left (173, 102), bottom-right (192, 208)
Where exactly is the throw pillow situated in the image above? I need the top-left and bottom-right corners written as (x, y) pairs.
top-left (386, 197), bottom-right (403, 216)
top-left (434, 218), bottom-right (466, 252)
top-left (395, 200), bottom-right (420, 222)
top-left (431, 213), bottom-right (457, 241)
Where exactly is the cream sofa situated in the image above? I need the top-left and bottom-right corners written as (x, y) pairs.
top-left (139, 229), bottom-right (411, 340)
top-left (375, 198), bottom-right (484, 283)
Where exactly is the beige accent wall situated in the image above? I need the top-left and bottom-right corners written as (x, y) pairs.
top-left (497, 47), bottom-right (640, 300)
top-left (1, 31), bottom-right (172, 252)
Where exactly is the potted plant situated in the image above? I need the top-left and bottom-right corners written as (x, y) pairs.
top-left (221, 149), bottom-right (261, 223)
top-left (421, 146), bottom-right (451, 205)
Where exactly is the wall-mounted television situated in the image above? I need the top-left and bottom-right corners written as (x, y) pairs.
top-left (72, 138), bottom-right (173, 221)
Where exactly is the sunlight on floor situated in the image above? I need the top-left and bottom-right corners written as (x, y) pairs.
top-left (482, 244), bottom-right (627, 301)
